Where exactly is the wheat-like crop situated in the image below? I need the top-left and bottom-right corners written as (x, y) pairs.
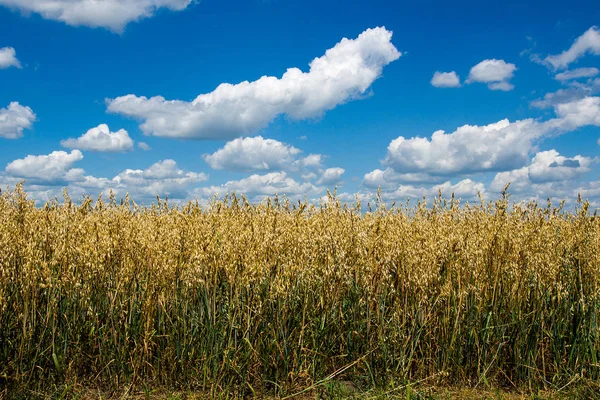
top-left (0, 183), bottom-right (599, 397)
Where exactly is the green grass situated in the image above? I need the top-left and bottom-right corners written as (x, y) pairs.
top-left (1, 186), bottom-right (599, 399)
top-left (5, 380), bottom-right (600, 400)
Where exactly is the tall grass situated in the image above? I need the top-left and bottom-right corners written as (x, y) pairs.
top-left (0, 184), bottom-right (599, 397)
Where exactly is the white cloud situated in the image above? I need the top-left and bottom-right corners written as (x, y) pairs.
top-left (363, 168), bottom-right (397, 189)
top-left (382, 119), bottom-right (543, 176)
top-left (490, 150), bottom-right (595, 198)
top-left (550, 96), bottom-right (600, 130)
top-left (430, 71), bottom-right (461, 88)
top-left (2, 154), bottom-right (209, 204)
top-left (107, 27), bottom-right (401, 139)
top-left (145, 159), bottom-right (200, 179)
top-left (295, 154), bottom-right (323, 169)
top-left (370, 96), bottom-right (600, 185)
top-left (0, 102), bottom-right (36, 139)
top-left (195, 171), bottom-right (321, 201)
top-left (363, 168), bottom-right (444, 189)
top-left (466, 59), bottom-right (517, 91)
top-left (545, 26), bottom-right (600, 70)
top-left (112, 159), bottom-right (208, 199)
top-left (488, 81), bottom-right (514, 92)
top-left (301, 172), bottom-right (317, 181)
top-left (490, 165), bottom-right (531, 194)
top-left (555, 67), bottom-right (599, 81)
top-left (435, 179), bottom-right (486, 198)
top-left (61, 124), bottom-right (134, 152)
top-left (203, 136), bottom-right (302, 171)
top-left (316, 167), bottom-right (345, 186)
top-left (202, 135), bottom-right (325, 174)
top-left (0, 0), bottom-right (193, 32)
top-left (377, 179), bottom-right (485, 202)
top-left (138, 142), bottom-right (151, 151)
top-left (5, 150), bottom-right (83, 182)
top-left (0, 47), bottom-right (21, 69)
top-left (527, 150), bottom-right (593, 183)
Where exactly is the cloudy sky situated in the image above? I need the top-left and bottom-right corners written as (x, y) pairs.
top-left (1, 0), bottom-right (600, 206)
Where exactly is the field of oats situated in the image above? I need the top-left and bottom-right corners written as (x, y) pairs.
top-left (1, 184), bottom-right (599, 398)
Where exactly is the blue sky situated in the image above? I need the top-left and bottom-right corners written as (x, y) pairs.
top-left (1, 0), bottom-right (600, 206)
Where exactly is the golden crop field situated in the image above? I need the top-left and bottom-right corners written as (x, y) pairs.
top-left (1, 183), bottom-right (599, 398)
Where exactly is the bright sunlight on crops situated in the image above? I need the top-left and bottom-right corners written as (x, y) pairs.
top-left (1, 183), bottom-right (599, 397)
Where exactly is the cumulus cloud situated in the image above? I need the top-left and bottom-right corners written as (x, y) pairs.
top-left (295, 154), bottom-right (323, 169)
top-left (555, 67), bottom-right (599, 81)
top-left (550, 96), bottom-right (600, 130)
top-left (202, 135), bottom-right (325, 174)
top-left (61, 124), bottom-right (134, 152)
top-left (138, 142), bottom-right (151, 151)
top-left (363, 168), bottom-right (445, 189)
top-left (490, 150), bottom-right (595, 198)
top-left (435, 179), bottom-right (486, 198)
top-left (2, 152), bottom-right (208, 204)
top-left (364, 96), bottom-right (600, 191)
top-left (0, 47), bottom-right (21, 69)
top-left (545, 26), bottom-right (600, 70)
top-left (195, 171), bottom-right (322, 201)
top-left (107, 27), bottom-right (401, 139)
top-left (5, 150), bottom-right (83, 182)
top-left (382, 119), bottom-right (543, 177)
top-left (3, 137), bottom-right (344, 204)
top-left (0, 102), bottom-right (36, 139)
top-left (112, 159), bottom-right (208, 199)
top-left (0, 0), bottom-right (193, 32)
top-left (203, 136), bottom-right (301, 171)
top-left (430, 71), bottom-right (461, 88)
top-left (363, 169), bottom-right (399, 189)
top-left (316, 167), bottom-right (345, 186)
top-left (373, 179), bottom-right (485, 203)
top-left (528, 150), bottom-right (593, 183)
top-left (466, 59), bottom-right (517, 91)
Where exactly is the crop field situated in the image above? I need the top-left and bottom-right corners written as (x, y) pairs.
top-left (1, 184), bottom-right (599, 398)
